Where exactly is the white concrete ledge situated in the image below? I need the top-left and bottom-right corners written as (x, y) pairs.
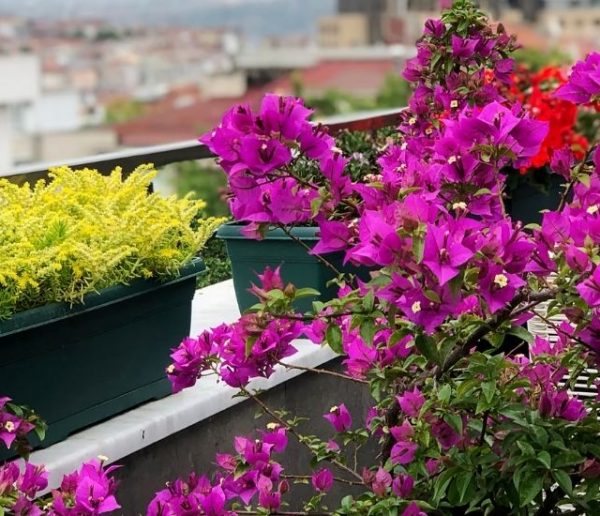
top-left (22, 280), bottom-right (336, 492)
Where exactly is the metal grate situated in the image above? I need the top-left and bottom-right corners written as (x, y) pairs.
top-left (528, 300), bottom-right (597, 400)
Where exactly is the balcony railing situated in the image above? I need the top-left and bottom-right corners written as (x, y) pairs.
top-left (4, 107), bottom-right (404, 186)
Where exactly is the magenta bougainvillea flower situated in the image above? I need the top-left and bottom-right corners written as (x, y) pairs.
top-left (311, 468), bottom-right (333, 492)
top-left (555, 52), bottom-right (600, 104)
top-left (577, 266), bottom-right (600, 307)
top-left (396, 388), bottom-right (425, 418)
top-left (324, 404), bottom-right (353, 433)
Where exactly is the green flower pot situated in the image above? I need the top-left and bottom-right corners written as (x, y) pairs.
top-left (0, 258), bottom-right (206, 460)
top-left (217, 223), bottom-right (368, 313)
top-left (506, 172), bottom-right (564, 226)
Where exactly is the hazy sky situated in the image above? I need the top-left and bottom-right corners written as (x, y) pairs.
top-left (0, 0), bottom-right (336, 38)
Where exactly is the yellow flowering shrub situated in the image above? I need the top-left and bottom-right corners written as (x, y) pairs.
top-left (0, 164), bottom-right (226, 319)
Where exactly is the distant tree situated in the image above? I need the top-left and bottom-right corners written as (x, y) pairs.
top-left (514, 47), bottom-right (571, 72)
top-left (104, 99), bottom-right (146, 124)
top-left (375, 73), bottom-right (411, 109)
top-left (302, 73), bottom-right (411, 117)
top-left (95, 28), bottom-right (121, 41)
top-left (172, 160), bottom-right (229, 217)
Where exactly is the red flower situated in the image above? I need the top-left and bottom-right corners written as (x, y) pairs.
top-left (509, 66), bottom-right (588, 173)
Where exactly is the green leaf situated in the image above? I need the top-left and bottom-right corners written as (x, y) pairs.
top-left (507, 325), bottom-right (533, 344)
top-left (579, 173), bottom-right (591, 188)
top-left (517, 471), bottom-right (543, 507)
top-left (423, 289), bottom-right (441, 304)
top-left (456, 472), bottom-right (474, 505)
top-left (481, 381), bottom-right (496, 403)
top-left (433, 468), bottom-right (455, 504)
top-left (444, 413), bottom-right (463, 435)
top-left (438, 384), bottom-right (452, 404)
top-left (360, 318), bottom-right (377, 345)
top-left (267, 288), bottom-right (285, 300)
top-left (485, 332), bottom-right (505, 348)
top-left (294, 287), bottom-right (321, 299)
top-left (414, 334), bottom-right (440, 365)
top-left (553, 450), bottom-right (583, 468)
top-left (537, 451), bottom-right (551, 469)
top-left (552, 470), bottom-right (573, 495)
top-left (516, 440), bottom-right (535, 457)
top-left (326, 324), bottom-right (343, 354)
top-left (363, 289), bottom-right (375, 312)
top-left (245, 335), bottom-right (258, 359)
top-left (413, 235), bottom-right (425, 262)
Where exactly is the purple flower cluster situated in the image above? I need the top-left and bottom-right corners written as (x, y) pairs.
top-left (168, 314), bottom-right (302, 390)
top-left (400, 2), bottom-right (518, 144)
top-left (200, 94), bottom-right (338, 229)
top-left (148, 428), bottom-right (289, 515)
top-left (0, 459), bottom-right (119, 516)
top-left (0, 397), bottom-right (35, 450)
top-left (555, 52), bottom-right (600, 104)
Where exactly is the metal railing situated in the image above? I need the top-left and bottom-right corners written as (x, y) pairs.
top-left (3, 108), bottom-right (404, 186)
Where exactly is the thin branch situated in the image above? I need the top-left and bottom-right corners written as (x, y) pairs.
top-left (531, 309), bottom-right (596, 353)
top-left (278, 225), bottom-right (343, 277)
top-left (277, 361), bottom-right (368, 384)
top-left (240, 386), bottom-right (364, 483)
top-left (237, 511), bottom-right (331, 516)
top-left (273, 310), bottom-right (370, 322)
top-left (282, 473), bottom-right (362, 486)
top-left (557, 143), bottom-right (597, 212)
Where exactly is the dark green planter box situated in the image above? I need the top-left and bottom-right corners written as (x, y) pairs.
top-left (217, 223), bottom-right (367, 313)
top-left (0, 258), bottom-right (205, 460)
top-left (506, 173), bottom-right (563, 226)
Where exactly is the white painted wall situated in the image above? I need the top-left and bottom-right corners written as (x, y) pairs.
top-left (0, 54), bottom-right (40, 175)
top-left (22, 91), bottom-right (83, 134)
top-left (0, 54), bottom-right (40, 104)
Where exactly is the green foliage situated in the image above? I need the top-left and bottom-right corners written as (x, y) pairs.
top-left (104, 99), bottom-right (146, 124)
top-left (306, 89), bottom-right (375, 117)
top-left (195, 236), bottom-right (232, 289)
top-left (172, 160), bottom-right (229, 217)
top-left (375, 73), bottom-right (411, 109)
top-left (514, 47), bottom-right (571, 72)
top-left (171, 160), bottom-right (231, 288)
top-left (304, 73), bottom-right (411, 117)
top-left (289, 126), bottom-right (400, 186)
top-left (0, 165), bottom-right (226, 319)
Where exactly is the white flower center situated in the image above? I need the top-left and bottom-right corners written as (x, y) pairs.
top-left (166, 364), bottom-right (175, 374)
top-left (408, 117), bottom-right (417, 125)
top-left (494, 274), bottom-right (508, 288)
top-left (411, 301), bottom-right (422, 313)
top-left (448, 155), bottom-right (457, 164)
top-left (450, 100), bottom-right (459, 108)
top-left (587, 205), bottom-right (598, 215)
top-left (4, 421), bottom-right (15, 432)
top-left (452, 202), bottom-right (467, 210)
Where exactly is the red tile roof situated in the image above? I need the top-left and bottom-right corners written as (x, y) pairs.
top-left (116, 58), bottom-right (399, 147)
